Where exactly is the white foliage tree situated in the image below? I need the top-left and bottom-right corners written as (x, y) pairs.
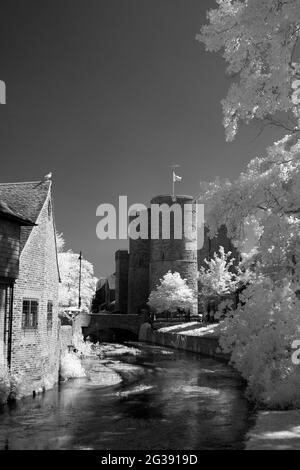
top-left (197, 137), bottom-right (300, 287)
top-left (197, 1), bottom-right (300, 288)
top-left (148, 271), bottom-right (196, 314)
top-left (198, 246), bottom-right (238, 296)
top-left (57, 234), bottom-right (98, 315)
top-left (197, 1), bottom-right (300, 407)
top-left (56, 232), bottom-right (65, 253)
top-left (219, 277), bottom-right (300, 408)
top-left (197, 0), bottom-right (300, 142)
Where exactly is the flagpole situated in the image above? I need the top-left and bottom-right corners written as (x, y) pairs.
top-left (78, 251), bottom-right (82, 310)
top-left (172, 171), bottom-right (175, 200)
top-left (170, 164), bottom-right (180, 202)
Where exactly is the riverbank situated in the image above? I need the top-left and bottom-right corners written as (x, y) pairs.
top-left (139, 321), bottom-right (300, 450)
top-left (246, 410), bottom-right (300, 450)
top-left (139, 321), bottom-right (229, 361)
top-left (65, 343), bottom-right (144, 387)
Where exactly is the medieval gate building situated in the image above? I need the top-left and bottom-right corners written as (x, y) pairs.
top-left (114, 194), bottom-right (239, 316)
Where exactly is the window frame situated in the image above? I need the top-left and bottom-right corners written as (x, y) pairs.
top-left (48, 200), bottom-right (52, 218)
top-left (47, 300), bottom-right (53, 330)
top-left (22, 298), bottom-right (39, 330)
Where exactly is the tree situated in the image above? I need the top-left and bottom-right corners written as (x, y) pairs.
top-left (148, 271), bottom-right (196, 314)
top-left (197, 137), bottom-right (300, 286)
top-left (197, 1), bottom-right (300, 408)
top-left (197, 1), bottom-right (300, 276)
top-left (198, 246), bottom-right (253, 321)
top-left (197, 1), bottom-right (300, 287)
top-left (56, 232), bottom-right (65, 253)
top-left (197, 0), bottom-right (300, 142)
top-left (219, 277), bottom-right (300, 408)
top-left (198, 246), bottom-right (238, 296)
top-left (57, 234), bottom-right (98, 315)
top-left (196, 122), bottom-right (300, 408)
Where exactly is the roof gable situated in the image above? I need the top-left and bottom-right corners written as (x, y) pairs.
top-left (0, 181), bottom-right (50, 249)
top-left (0, 181), bottom-right (50, 221)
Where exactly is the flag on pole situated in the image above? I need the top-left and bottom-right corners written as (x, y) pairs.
top-left (173, 171), bottom-right (182, 182)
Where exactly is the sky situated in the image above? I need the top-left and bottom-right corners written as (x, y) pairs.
top-left (0, 0), bottom-right (285, 277)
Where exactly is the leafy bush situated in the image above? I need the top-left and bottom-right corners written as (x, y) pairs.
top-left (60, 352), bottom-right (86, 380)
top-left (0, 365), bottom-right (24, 404)
top-left (0, 365), bottom-right (10, 404)
top-left (72, 331), bottom-right (95, 356)
top-left (218, 277), bottom-right (300, 409)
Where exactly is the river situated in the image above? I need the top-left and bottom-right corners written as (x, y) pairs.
top-left (0, 342), bottom-right (254, 450)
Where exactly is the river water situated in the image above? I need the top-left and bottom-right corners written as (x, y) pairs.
top-left (0, 343), bottom-right (254, 450)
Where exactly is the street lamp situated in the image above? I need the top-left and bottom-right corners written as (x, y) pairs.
top-left (78, 251), bottom-right (82, 310)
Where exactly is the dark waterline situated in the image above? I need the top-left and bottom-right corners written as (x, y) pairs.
top-left (0, 343), bottom-right (254, 450)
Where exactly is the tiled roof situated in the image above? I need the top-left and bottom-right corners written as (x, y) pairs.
top-left (0, 199), bottom-right (35, 225)
top-left (0, 181), bottom-right (50, 249)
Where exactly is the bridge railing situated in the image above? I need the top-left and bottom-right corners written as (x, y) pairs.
top-left (152, 310), bottom-right (200, 324)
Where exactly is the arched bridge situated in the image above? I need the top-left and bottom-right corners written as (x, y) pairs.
top-left (82, 313), bottom-right (145, 342)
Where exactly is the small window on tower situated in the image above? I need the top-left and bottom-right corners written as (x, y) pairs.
top-left (47, 301), bottom-right (53, 330)
top-left (48, 200), bottom-right (52, 218)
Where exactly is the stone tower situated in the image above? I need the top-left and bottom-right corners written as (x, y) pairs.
top-left (149, 195), bottom-right (198, 314)
top-left (115, 250), bottom-right (129, 313)
top-left (127, 210), bottom-right (151, 315)
top-left (114, 194), bottom-right (239, 315)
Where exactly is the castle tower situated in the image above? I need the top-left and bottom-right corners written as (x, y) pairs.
top-left (127, 210), bottom-right (151, 314)
top-left (114, 194), bottom-right (240, 317)
top-left (149, 195), bottom-right (198, 314)
top-left (115, 250), bottom-right (129, 313)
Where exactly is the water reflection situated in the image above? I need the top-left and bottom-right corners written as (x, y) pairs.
top-left (0, 343), bottom-right (253, 450)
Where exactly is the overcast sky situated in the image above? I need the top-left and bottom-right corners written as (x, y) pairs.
top-left (0, 0), bottom-right (285, 277)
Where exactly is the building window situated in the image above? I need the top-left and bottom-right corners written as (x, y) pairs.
top-left (47, 301), bottom-right (53, 329)
top-left (22, 299), bottom-right (38, 329)
top-left (48, 200), bottom-right (52, 218)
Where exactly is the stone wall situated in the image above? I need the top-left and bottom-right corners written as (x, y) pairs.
top-left (59, 325), bottom-right (73, 352)
top-left (139, 323), bottom-right (230, 362)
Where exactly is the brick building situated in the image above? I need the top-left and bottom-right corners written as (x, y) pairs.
top-left (92, 274), bottom-right (116, 312)
top-left (0, 181), bottom-right (60, 396)
top-left (0, 201), bottom-right (35, 368)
